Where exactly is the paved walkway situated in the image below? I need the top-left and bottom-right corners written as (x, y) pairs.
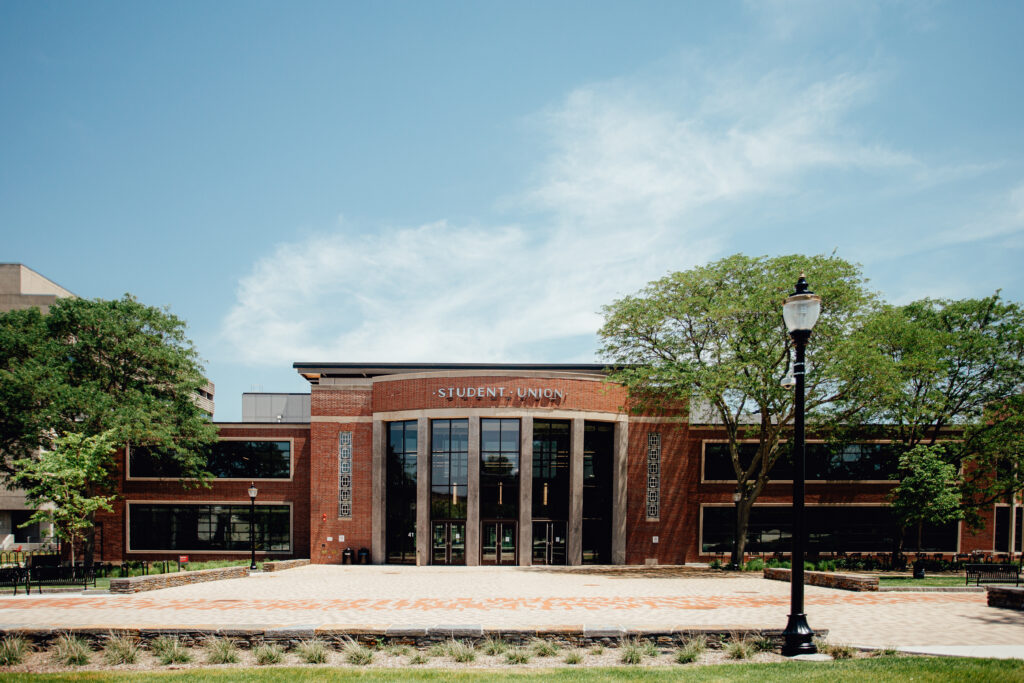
top-left (1, 566), bottom-right (1022, 655)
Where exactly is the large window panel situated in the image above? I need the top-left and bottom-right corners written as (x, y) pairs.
top-left (481, 418), bottom-right (519, 519)
top-left (703, 442), bottom-right (900, 481)
top-left (431, 419), bottom-right (468, 520)
top-left (386, 421), bottom-right (418, 564)
top-left (129, 503), bottom-right (291, 552)
top-left (533, 420), bottom-right (570, 519)
top-left (130, 441), bottom-right (291, 479)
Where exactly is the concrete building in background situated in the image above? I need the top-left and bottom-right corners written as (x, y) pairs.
top-left (0, 263), bottom-right (75, 314)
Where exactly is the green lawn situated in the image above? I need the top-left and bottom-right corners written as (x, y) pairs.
top-left (3, 659), bottom-right (1024, 682)
top-left (878, 575), bottom-right (969, 587)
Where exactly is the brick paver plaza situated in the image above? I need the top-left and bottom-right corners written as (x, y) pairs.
top-left (1, 566), bottom-right (1022, 652)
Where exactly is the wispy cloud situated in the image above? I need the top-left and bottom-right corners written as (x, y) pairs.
top-left (219, 61), bottom-right (948, 366)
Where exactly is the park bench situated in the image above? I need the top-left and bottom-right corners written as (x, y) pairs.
top-left (28, 565), bottom-right (97, 593)
top-left (964, 563), bottom-right (1021, 586)
top-left (0, 567), bottom-right (28, 595)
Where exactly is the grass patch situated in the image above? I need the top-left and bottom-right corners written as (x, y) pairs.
top-left (295, 640), bottom-right (328, 664)
top-left (204, 638), bottom-right (239, 665)
top-left (382, 643), bottom-right (409, 657)
top-left (6, 658), bottom-right (1024, 680)
top-left (480, 637), bottom-right (508, 656)
top-left (588, 645), bottom-right (605, 656)
top-left (530, 638), bottom-right (560, 657)
top-left (408, 652), bottom-right (429, 665)
top-left (564, 649), bottom-right (584, 665)
top-left (675, 635), bottom-right (707, 664)
top-left (427, 642), bottom-right (448, 657)
top-left (878, 575), bottom-right (968, 587)
top-left (447, 640), bottom-right (476, 663)
top-left (102, 635), bottom-right (140, 665)
top-left (340, 638), bottom-right (373, 666)
top-left (0, 637), bottom-right (29, 666)
top-left (618, 640), bottom-right (643, 665)
top-left (725, 637), bottom-right (755, 660)
top-left (50, 634), bottom-right (91, 667)
top-left (150, 636), bottom-right (191, 665)
top-left (505, 647), bottom-right (531, 664)
top-left (254, 644), bottom-right (285, 666)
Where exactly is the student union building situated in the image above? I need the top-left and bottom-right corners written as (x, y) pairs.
top-left (96, 362), bottom-right (1018, 566)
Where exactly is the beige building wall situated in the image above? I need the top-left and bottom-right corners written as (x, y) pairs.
top-left (0, 263), bottom-right (75, 314)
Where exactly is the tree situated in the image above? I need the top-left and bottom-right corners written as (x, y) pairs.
top-left (11, 431), bottom-right (119, 566)
top-left (889, 445), bottom-right (962, 554)
top-left (599, 254), bottom-right (881, 565)
top-left (852, 295), bottom-right (1024, 528)
top-left (0, 295), bottom-right (219, 560)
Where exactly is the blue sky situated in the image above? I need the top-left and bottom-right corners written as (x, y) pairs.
top-left (3, 1), bottom-right (1023, 421)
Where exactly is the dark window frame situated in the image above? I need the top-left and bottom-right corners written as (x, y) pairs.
top-left (128, 440), bottom-right (293, 480)
top-left (127, 502), bottom-right (292, 553)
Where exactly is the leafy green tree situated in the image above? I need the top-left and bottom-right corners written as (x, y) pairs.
top-left (889, 445), bottom-right (963, 554)
top-left (599, 254), bottom-right (881, 565)
top-left (853, 295), bottom-right (1024, 526)
top-left (0, 295), bottom-right (217, 478)
top-left (11, 431), bottom-right (119, 566)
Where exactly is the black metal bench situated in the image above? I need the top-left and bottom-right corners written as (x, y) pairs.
top-left (0, 567), bottom-right (28, 595)
top-left (28, 565), bottom-right (97, 593)
top-left (964, 563), bottom-right (1021, 586)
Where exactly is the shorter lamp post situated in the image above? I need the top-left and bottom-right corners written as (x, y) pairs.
top-left (248, 482), bottom-right (258, 571)
top-left (781, 273), bottom-right (821, 657)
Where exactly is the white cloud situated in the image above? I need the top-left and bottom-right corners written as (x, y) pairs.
top-left (219, 63), bottom-right (931, 366)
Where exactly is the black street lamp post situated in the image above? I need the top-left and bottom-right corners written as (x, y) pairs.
top-left (781, 274), bottom-right (821, 657)
top-left (248, 482), bottom-right (258, 571)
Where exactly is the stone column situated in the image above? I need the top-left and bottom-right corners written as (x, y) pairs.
top-left (371, 419), bottom-right (385, 564)
top-left (518, 415), bottom-right (533, 566)
top-left (612, 418), bottom-right (629, 564)
top-left (416, 417), bottom-right (430, 566)
top-left (568, 418), bottom-right (584, 565)
top-left (466, 416), bottom-right (481, 566)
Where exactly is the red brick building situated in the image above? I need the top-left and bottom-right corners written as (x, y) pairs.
top-left (94, 363), bottom-right (1020, 565)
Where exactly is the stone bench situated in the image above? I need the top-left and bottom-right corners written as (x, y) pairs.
top-left (262, 559), bottom-right (310, 572)
top-left (987, 585), bottom-right (1024, 611)
top-left (108, 566), bottom-right (248, 594)
top-left (763, 567), bottom-right (878, 591)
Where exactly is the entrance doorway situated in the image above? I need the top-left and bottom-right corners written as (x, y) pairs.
top-left (532, 520), bottom-right (567, 565)
top-left (432, 522), bottom-right (466, 565)
top-left (481, 521), bottom-right (517, 565)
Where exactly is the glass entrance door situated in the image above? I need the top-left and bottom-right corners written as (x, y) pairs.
top-left (432, 522), bottom-right (466, 565)
top-left (481, 522), bottom-right (517, 565)
top-left (532, 520), bottom-right (567, 565)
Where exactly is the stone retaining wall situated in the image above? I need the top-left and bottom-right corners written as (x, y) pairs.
top-left (763, 567), bottom-right (878, 591)
top-left (262, 559), bottom-right (310, 572)
top-left (0, 626), bottom-right (826, 651)
top-left (108, 566), bottom-right (249, 594)
top-left (987, 585), bottom-right (1024, 610)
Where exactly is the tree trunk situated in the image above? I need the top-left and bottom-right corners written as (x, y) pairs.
top-left (730, 498), bottom-right (752, 568)
top-left (916, 521), bottom-right (923, 554)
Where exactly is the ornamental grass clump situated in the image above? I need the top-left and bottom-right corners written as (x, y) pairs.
top-left (341, 638), bottom-right (374, 666)
top-left (296, 639), bottom-right (329, 664)
top-left (530, 638), bottom-right (559, 657)
top-left (253, 643), bottom-right (284, 665)
top-left (408, 652), bottom-right (429, 665)
top-left (619, 639), bottom-right (643, 665)
top-left (427, 642), bottom-right (448, 657)
top-left (204, 637), bottom-right (239, 665)
top-left (0, 637), bottom-right (29, 666)
top-left (51, 634), bottom-right (91, 667)
top-left (150, 636), bottom-right (191, 665)
top-left (725, 637), bottom-right (755, 660)
top-left (102, 635), bottom-right (140, 665)
top-left (480, 636), bottom-right (508, 656)
top-left (505, 647), bottom-right (531, 664)
top-left (564, 649), bottom-right (584, 665)
top-left (447, 639), bottom-right (476, 663)
top-left (675, 635), bottom-right (707, 664)
top-left (383, 643), bottom-right (409, 657)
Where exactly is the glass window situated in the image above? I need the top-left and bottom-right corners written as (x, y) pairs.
top-left (431, 419), bottom-right (468, 520)
top-left (130, 441), bottom-right (291, 479)
top-left (533, 420), bottom-right (570, 519)
top-left (481, 418), bottom-right (519, 519)
top-left (582, 422), bottom-right (614, 564)
top-left (386, 421), bottom-right (418, 563)
top-left (700, 505), bottom-right (958, 553)
top-left (703, 442), bottom-right (900, 481)
top-left (129, 503), bottom-right (291, 551)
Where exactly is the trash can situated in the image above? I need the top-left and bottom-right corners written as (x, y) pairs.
top-left (342, 547), bottom-right (354, 565)
top-left (912, 559), bottom-right (926, 580)
top-left (357, 547), bottom-right (370, 565)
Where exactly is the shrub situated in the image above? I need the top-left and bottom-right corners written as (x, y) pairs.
top-left (51, 634), bottom-right (91, 666)
top-left (0, 637), bottom-right (29, 666)
top-left (709, 559), bottom-right (723, 569)
top-left (766, 558), bottom-right (790, 569)
top-left (204, 637), bottom-right (239, 665)
top-left (753, 636), bottom-right (775, 653)
top-left (341, 638), bottom-right (374, 666)
top-left (505, 647), bottom-right (531, 664)
top-left (564, 649), bottom-right (583, 665)
top-left (480, 636), bottom-right (508, 655)
top-left (675, 635), bottom-right (707, 664)
top-left (814, 559), bottom-right (837, 572)
top-left (254, 643), bottom-right (284, 665)
top-left (102, 635), bottom-right (139, 665)
top-left (530, 638), bottom-right (559, 657)
top-left (447, 639), bottom-right (476, 663)
top-left (743, 558), bottom-right (764, 571)
top-left (725, 637), bottom-right (754, 660)
top-left (295, 639), bottom-right (329, 664)
top-left (150, 636), bottom-right (191, 665)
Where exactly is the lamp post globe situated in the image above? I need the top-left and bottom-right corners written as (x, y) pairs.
top-left (248, 483), bottom-right (258, 571)
top-left (781, 273), bottom-right (821, 657)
